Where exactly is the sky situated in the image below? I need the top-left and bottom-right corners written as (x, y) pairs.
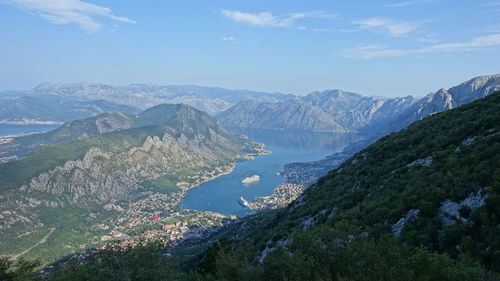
top-left (0, 0), bottom-right (499, 97)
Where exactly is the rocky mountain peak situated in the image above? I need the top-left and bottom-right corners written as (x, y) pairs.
top-left (448, 74), bottom-right (500, 105)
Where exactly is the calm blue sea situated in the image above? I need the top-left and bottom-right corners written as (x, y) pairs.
top-left (181, 128), bottom-right (361, 216)
top-left (0, 124), bottom-right (61, 136)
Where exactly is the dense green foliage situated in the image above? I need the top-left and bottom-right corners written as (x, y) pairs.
top-left (8, 235), bottom-right (493, 281)
top-left (48, 245), bottom-right (186, 281)
top-left (195, 230), bottom-right (494, 281)
top-left (0, 257), bottom-right (41, 281)
top-left (189, 92), bottom-right (500, 280)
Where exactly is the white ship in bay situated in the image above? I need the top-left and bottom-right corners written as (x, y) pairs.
top-left (241, 175), bottom-right (260, 185)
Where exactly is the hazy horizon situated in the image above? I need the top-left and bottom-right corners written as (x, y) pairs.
top-left (1, 0), bottom-right (500, 97)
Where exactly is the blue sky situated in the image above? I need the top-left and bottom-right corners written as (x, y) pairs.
top-left (0, 0), bottom-right (499, 97)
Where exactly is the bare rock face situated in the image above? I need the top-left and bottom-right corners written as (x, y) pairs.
top-left (438, 189), bottom-right (489, 225)
top-left (448, 74), bottom-right (500, 105)
top-left (380, 74), bottom-right (500, 135)
top-left (24, 147), bottom-right (132, 205)
top-left (392, 209), bottom-right (419, 237)
top-left (217, 98), bottom-right (348, 132)
top-left (23, 131), bottom-right (233, 206)
top-left (303, 90), bottom-right (416, 132)
top-left (219, 75), bottom-right (499, 136)
top-left (218, 90), bottom-right (417, 133)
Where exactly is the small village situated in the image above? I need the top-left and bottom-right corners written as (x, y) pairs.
top-left (240, 183), bottom-right (305, 211)
top-left (95, 209), bottom-right (235, 252)
top-left (86, 164), bottom-right (239, 252)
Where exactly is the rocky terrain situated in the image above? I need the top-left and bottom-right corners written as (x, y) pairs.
top-left (303, 89), bottom-right (416, 132)
top-left (218, 89), bottom-right (416, 133)
top-left (378, 74), bottom-right (500, 135)
top-left (217, 97), bottom-right (348, 132)
top-left (0, 103), bottom-right (265, 262)
top-left (218, 75), bottom-right (500, 135)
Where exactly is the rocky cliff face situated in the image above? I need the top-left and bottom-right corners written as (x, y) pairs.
top-left (303, 89), bottom-right (416, 132)
top-left (379, 74), bottom-right (500, 135)
top-left (218, 89), bottom-right (416, 133)
top-left (217, 98), bottom-right (348, 132)
top-left (21, 131), bottom-right (233, 205)
top-left (448, 74), bottom-right (500, 105)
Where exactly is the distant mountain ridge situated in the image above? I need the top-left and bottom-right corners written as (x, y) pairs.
top-left (217, 97), bottom-right (348, 132)
top-left (30, 83), bottom-right (293, 115)
top-left (378, 74), bottom-right (500, 135)
top-left (0, 93), bottom-right (140, 123)
top-left (280, 75), bottom-right (500, 186)
top-left (302, 89), bottom-right (416, 132)
top-left (218, 74), bottom-right (500, 134)
top-left (218, 89), bottom-right (417, 133)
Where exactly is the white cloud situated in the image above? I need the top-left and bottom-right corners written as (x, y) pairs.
top-left (1, 0), bottom-right (135, 31)
top-left (220, 36), bottom-right (236, 41)
top-left (221, 10), bottom-right (336, 28)
top-left (476, 1), bottom-right (500, 7)
top-left (337, 28), bottom-right (359, 33)
top-left (343, 33), bottom-right (500, 59)
top-left (384, 0), bottom-right (434, 7)
top-left (353, 18), bottom-right (418, 37)
top-left (416, 33), bottom-right (440, 43)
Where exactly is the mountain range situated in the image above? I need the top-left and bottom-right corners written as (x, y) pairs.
top-left (280, 75), bottom-right (500, 186)
top-left (30, 83), bottom-right (292, 116)
top-left (0, 104), bottom-right (263, 261)
top-left (218, 74), bottom-right (500, 135)
top-left (0, 84), bottom-right (292, 124)
top-left (377, 74), bottom-right (500, 136)
top-left (3, 76), bottom-right (497, 133)
top-left (0, 92), bottom-right (140, 123)
top-left (217, 97), bottom-right (348, 132)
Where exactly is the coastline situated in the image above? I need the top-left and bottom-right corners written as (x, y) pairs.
top-left (174, 141), bottom-right (271, 208)
top-left (0, 119), bottom-right (64, 125)
top-left (89, 143), bottom-right (270, 253)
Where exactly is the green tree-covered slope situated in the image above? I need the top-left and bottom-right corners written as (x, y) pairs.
top-left (192, 91), bottom-right (500, 280)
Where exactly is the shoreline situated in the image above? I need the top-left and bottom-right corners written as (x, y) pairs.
top-left (0, 119), bottom-right (64, 125)
top-left (174, 141), bottom-right (271, 208)
top-left (87, 144), bottom-right (269, 254)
